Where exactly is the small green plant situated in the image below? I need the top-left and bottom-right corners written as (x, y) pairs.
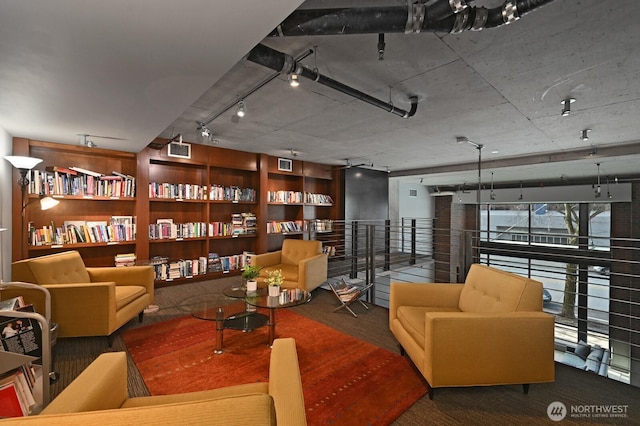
top-left (241, 264), bottom-right (261, 281)
top-left (266, 269), bottom-right (284, 287)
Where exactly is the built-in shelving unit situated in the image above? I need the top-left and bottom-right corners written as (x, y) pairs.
top-left (10, 138), bottom-right (340, 286)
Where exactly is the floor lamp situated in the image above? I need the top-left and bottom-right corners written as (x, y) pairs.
top-left (4, 156), bottom-right (60, 259)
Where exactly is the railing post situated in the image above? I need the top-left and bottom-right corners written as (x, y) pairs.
top-left (350, 221), bottom-right (358, 279)
top-left (384, 219), bottom-right (391, 271)
top-left (367, 224), bottom-right (375, 303)
top-left (410, 218), bottom-right (417, 265)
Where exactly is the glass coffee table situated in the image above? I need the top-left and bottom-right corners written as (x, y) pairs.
top-left (224, 286), bottom-right (312, 347)
top-left (191, 294), bottom-right (268, 354)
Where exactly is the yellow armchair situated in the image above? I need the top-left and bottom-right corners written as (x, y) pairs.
top-left (389, 264), bottom-right (555, 398)
top-left (10, 251), bottom-right (154, 340)
top-left (251, 239), bottom-right (328, 292)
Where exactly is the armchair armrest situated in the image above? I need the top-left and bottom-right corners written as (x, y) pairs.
top-left (252, 251), bottom-right (282, 269)
top-left (42, 352), bottom-right (128, 414)
top-left (268, 338), bottom-right (306, 426)
top-left (41, 282), bottom-right (117, 337)
top-left (423, 311), bottom-right (555, 386)
top-left (389, 283), bottom-right (463, 323)
top-left (298, 253), bottom-right (327, 291)
top-left (87, 266), bottom-right (154, 295)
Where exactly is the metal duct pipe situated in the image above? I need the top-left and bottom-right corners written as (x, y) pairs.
top-left (247, 44), bottom-right (419, 119)
top-left (269, 0), bottom-right (556, 36)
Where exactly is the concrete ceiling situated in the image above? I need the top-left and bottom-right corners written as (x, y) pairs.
top-left (2, 0), bottom-right (639, 189)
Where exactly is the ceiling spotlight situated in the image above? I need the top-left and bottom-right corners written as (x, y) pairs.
top-left (561, 98), bottom-right (575, 117)
top-left (581, 129), bottom-right (591, 141)
top-left (288, 73), bottom-right (300, 87)
top-left (79, 134), bottom-right (97, 148)
top-left (236, 100), bottom-right (246, 117)
top-left (201, 126), bottom-right (210, 138)
top-left (594, 162), bottom-right (602, 198)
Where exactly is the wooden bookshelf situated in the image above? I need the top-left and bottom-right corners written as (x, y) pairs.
top-left (11, 138), bottom-right (341, 285)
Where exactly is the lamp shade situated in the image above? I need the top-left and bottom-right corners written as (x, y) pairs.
top-left (4, 155), bottom-right (43, 170)
top-left (39, 196), bottom-right (60, 211)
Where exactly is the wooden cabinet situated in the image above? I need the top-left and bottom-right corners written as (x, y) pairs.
top-left (10, 138), bottom-right (340, 286)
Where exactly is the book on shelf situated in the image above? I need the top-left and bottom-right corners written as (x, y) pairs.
top-left (0, 381), bottom-right (28, 417)
top-left (45, 165), bottom-right (77, 175)
top-left (114, 253), bottom-right (136, 267)
top-left (68, 166), bottom-right (103, 177)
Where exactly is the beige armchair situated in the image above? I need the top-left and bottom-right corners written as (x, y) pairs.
top-left (251, 239), bottom-right (328, 292)
top-left (0, 338), bottom-right (306, 425)
top-left (389, 264), bottom-right (555, 398)
top-left (9, 251), bottom-right (154, 341)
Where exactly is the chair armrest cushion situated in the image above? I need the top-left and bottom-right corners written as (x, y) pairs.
top-left (389, 283), bottom-right (463, 324)
top-left (42, 352), bottom-right (128, 414)
top-left (87, 266), bottom-right (154, 295)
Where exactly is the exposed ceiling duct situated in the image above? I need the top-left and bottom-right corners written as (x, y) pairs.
top-left (245, 0), bottom-right (555, 119)
top-left (246, 43), bottom-right (419, 118)
top-left (268, 0), bottom-right (557, 37)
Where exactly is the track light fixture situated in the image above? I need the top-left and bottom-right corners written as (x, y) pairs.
top-left (489, 172), bottom-right (496, 200)
top-left (594, 162), bottom-right (602, 198)
top-left (201, 126), bottom-right (210, 138)
top-left (288, 73), bottom-right (299, 87)
top-left (236, 100), bottom-right (246, 117)
top-left (581, 129), bottom-right (591, 141)
top-left (561, 98), bottom-right (575, 117)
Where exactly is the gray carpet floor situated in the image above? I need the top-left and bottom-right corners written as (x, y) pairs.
top-left (51, 277), bottom-right (640, 425)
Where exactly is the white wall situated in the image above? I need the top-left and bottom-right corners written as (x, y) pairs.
top-left (0, 127), bottom-right (12, 282)
top-left (389, 179), bottom-right (433, 254)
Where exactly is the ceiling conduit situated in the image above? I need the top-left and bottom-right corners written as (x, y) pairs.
top-left (246, 44), bottom-right (418, 118)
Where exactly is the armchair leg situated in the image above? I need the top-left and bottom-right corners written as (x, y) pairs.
top-left (522, 384), bottom-right (530, 395)
top-left (107, 334), bottom-right (114, 348)
top-left (428, 387), bottom-right (434, 400)
top-left (138, 311), bottom-right (144, 323)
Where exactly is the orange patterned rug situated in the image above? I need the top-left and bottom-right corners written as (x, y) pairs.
top-left (122, 309), bottom-right (427, 425)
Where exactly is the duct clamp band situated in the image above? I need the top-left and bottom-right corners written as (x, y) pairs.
top-left (502, 1), bottom-right (520, 24)
top-left (405, 1), bottom-right (426, 34)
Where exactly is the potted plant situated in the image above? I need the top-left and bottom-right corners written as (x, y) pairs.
top-left (266, 269), bottom-right (284, 296)
top-left (242, 265), bottom-right (261, 292)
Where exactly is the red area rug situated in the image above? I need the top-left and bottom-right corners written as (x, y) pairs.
top-left (122, 309), bottom-right (427, 425)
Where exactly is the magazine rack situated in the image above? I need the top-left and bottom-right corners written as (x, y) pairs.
top-left (0, 281), bottom-right (52, 412)
top-left (328, 279), bottom-right (373, 318)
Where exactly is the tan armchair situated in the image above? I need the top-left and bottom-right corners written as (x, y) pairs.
top-left (251, 239), bottom-right (328, 292)
top-left (389, 264), bottom-right (555, 398)
top-left (10, 251), bottom-right (154, 340)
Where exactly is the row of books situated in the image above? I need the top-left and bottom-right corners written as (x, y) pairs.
top-left (1, 296), bottom-right (42, 417)
top-left (27, 167), bottom-right (136, 198)
top-left (267, 190), bottom-right (333, 205)
top-left (304, 193), bottom-right (334, 205)
top-left (148, 183), bottom-right (257, 202)
top-left (146, 251), bottom-right (253, 281)
top-left (28, 217), bottom-right (136, 246)
top-left (308, 219), bottom-right (333, 232)
top-left (266, 220), bottom-right (303, 234)
top-left (148, 221), bottom-right (208, 240)
top-left (149, 215), bottom-right (258, 240)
